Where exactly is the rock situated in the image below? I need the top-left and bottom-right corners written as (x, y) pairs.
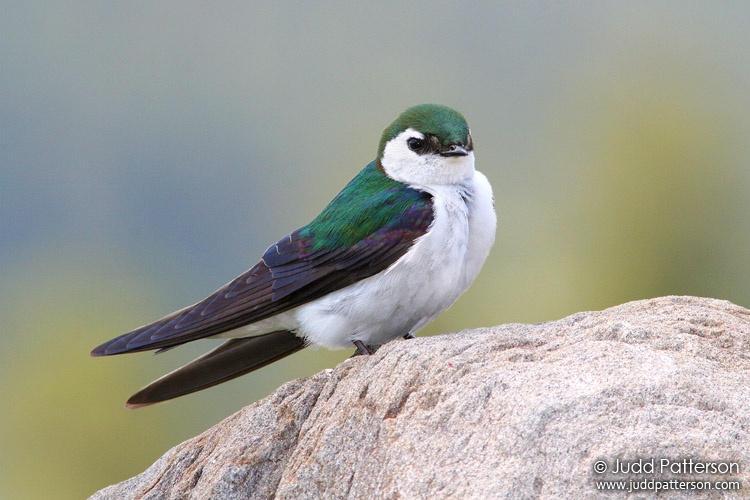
top-left (90, 296), bottom-right (750, 499)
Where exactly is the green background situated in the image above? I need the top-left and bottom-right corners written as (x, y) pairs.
top-left (2, 2), bottom-right (749, 498)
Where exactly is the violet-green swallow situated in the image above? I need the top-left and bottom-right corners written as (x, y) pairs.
top-left (92, 104), bottom-right (496, 408)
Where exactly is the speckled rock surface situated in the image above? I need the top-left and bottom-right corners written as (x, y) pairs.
top-left (90, 296), bottom-right (750, 499)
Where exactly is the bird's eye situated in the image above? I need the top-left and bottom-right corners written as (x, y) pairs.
top-left (407, 137), bottom-right (424, 152)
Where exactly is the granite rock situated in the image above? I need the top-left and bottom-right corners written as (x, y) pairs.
top-left (90, 296), bottom-right (750, 499)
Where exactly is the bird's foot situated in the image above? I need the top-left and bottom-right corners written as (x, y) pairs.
top-left (351, 340), bottom-right (375, 357)
top-left (402, 333), bottom-right (415, 340)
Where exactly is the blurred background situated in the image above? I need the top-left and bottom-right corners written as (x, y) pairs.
top-left (2, 2), bottom-right (749, 497)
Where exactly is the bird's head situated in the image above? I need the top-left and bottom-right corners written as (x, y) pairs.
top-left (377, 104), bottom-right (474, 186)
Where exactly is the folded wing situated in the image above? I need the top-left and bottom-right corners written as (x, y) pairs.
top-left (92, 184), bottom-right (434, 356)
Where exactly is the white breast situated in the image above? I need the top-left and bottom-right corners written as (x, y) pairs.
top-left (294, 170), bottom-right (496, 349)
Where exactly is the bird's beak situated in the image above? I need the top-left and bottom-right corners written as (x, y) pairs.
top-left (439, 144), bottom-right (469, 157)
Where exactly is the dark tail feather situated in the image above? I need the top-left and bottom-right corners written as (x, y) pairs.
top-left (125, 330), bottom-right (305, 409)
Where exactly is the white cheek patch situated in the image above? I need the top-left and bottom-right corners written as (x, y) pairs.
top-left (381, 129), bottom-right (475, 187)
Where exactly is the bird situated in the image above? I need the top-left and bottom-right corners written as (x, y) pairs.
top-left (91, 103), bottom-right (496, 408)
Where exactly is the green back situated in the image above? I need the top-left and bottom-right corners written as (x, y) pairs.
top-left (301, 161), bottom-right (432, 251)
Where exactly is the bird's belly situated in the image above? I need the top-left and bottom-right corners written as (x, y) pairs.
top-left (295, 190), bottom-right (473, 349)
top-left (294, 260), bottom-right (464, 349)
